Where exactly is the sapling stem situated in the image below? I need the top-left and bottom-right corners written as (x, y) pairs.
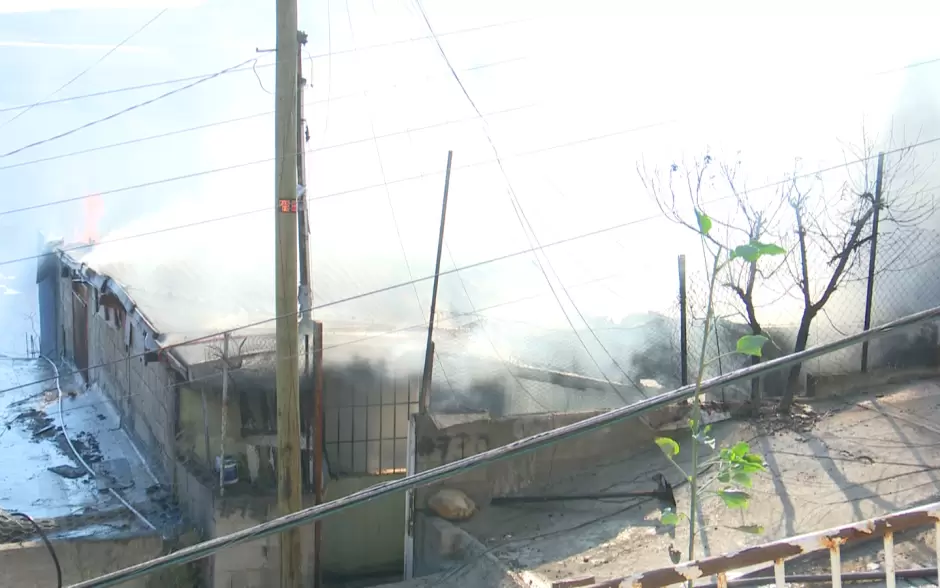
top-left (687, 247), bottom-right (722, 563)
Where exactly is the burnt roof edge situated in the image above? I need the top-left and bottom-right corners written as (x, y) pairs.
top-left (56, 247), bottom-right (191, 381)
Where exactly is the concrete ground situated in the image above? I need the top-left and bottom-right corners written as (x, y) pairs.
top-left (438, 378), bottom-right (940, 587)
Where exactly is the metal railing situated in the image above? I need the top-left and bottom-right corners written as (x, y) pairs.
top-left (592, 500), bottom-right (940, 588)
top-left (69, 304), bottom-right (940, 588)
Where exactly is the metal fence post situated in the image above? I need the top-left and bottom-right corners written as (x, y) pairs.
top-left (678, 255), bottom-right (689, 386)
top-left (861, 152), bottom-right (885, 373)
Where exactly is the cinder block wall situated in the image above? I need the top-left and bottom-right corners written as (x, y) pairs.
top-left (0, 535), bottom-right (163, 588)
top-left (55, 263), bottom-right (177, 482)
top-left (57, 264), bottom-right (74, 362)
top-left (413, 410), bottom-right (658, 509)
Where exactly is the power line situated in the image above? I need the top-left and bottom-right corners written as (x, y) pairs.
top-left (444, 244), bottom-right (553, 412)
top-left (0, 17), bottom-right (533, 116)
top-left (348, 7), bottom-right (428, 324)
top-left (0, 9), bottom-right (168, 131)
top-left (0, 90), bottom-right (532, 173)
top-left (1, 58), bottom-right (256, 159)
top-left (1, 130), bottom-right (937, 274)
top-left (0, 116), bottom-right (676, 220)
top-left (413, 0), bottom-right (646, 402)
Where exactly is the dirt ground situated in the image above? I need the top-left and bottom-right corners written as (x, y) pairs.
top-left (451, 378), bottom-right (940, 586)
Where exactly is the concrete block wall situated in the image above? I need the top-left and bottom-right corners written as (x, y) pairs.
top-left (84, 292), bottom-right (178, 481)
top-left (57, 266), bottom-right (74, 361)
top-left (0, 535), bottom-right (163, 588)
top-left (54, 262), bottom-right (178, 483)
top-left (413, 410), bottom-right (658, 509)
top-left (210, 496), bottom-right (317, 588)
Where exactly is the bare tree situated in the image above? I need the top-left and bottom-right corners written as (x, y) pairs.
top-left (778, 132), bottom-right (932, 412)
top-left (639, 155), bottom-right (789, 402)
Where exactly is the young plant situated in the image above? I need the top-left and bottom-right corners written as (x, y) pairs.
top-left (655, 209), bottom-right (784, 565)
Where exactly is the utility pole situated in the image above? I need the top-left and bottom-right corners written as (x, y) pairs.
top-left (296, 29), bottom-right (313, 360)
top-left (419, 151), bottom-right (454, 413)
top-left (219, 333), bottom-right (230, 497)
top-left (312, 321), bottom-right (325, 588)
top-left (861, 151), bottom-right (886, 373)
top-left (274, 0), bottom-right (302, 586)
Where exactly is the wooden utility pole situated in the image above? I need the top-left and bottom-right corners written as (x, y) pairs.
top-left (419, 151), bottom-right (454, 413)
top-left (274, 0), bottom-right (302, 586)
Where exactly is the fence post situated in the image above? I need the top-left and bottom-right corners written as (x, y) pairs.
top-left (861, 152), bottom-right (885, 373)
top-left (678, 255), bottom-right (689, 386)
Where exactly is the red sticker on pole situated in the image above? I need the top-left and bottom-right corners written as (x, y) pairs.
top-left (278, 199), bottom-right (298, 213)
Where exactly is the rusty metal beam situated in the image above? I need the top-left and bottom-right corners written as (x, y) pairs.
top-left (601, 501), bottom-right (940, 587)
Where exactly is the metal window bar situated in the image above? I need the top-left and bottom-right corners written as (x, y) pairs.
top-left (67, 303), bottom-right (940, 588)
top-left (324, 391), bottom-right (418, 474)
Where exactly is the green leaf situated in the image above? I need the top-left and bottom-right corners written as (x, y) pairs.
top-left (731, 244), bottom-right (760, 262)
top-left (753, 241), bottom-right (786, 256)
top-left (732, 472), bottom-right (753, 487)
top-left (743, 453), bottom-right (766, 464)
top-left (655, 437), bottom-right (680, 457)
top-left (718, 489), bottom-right (751, 509)
top-left (731, 240), bottom-right (786, 263)
top-left (661, 510), bottom-right (680, 526)
top-left (731, 442), bottom-right (751, 458)
top-left (730, 524), bottom-right (765, 534)
top-left (736, 335), bottom-right (769, 358)
top-left (718, 471), bottom-right (731, 484)
top-left (695, 209), bottom-right (713, 235)
top-left (734, 461), bottom-right (767, 475)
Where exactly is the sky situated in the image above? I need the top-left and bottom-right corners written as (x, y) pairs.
top-left (1, 0), bottom-right (939, 375)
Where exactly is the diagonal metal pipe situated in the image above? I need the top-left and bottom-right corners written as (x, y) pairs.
top-left (68, 303), bottom-right (940, 588)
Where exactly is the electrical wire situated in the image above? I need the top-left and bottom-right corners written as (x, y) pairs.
top-left (0, 9), bottom-right (168, 131)
top-left (2, 129), bottom-right (938, 272)
top-left (1, 58), bottom-right (256, 159)
top-left (347, 6), bottom-right (428, 325)
top-left (445, 245), bottom-right (552, 412)
top-left (7, 511), bottom-right (62, 588)
top-left (0, 17), bottom-right (533, 116)
top-left (0, 55), bottom-right (525, 170)
top-left (0, 114), bottom-right (676, 223)
top-left (413, 0), bottom-right (647, 402)
top-left (0, 101), bottom-right (533, 172)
